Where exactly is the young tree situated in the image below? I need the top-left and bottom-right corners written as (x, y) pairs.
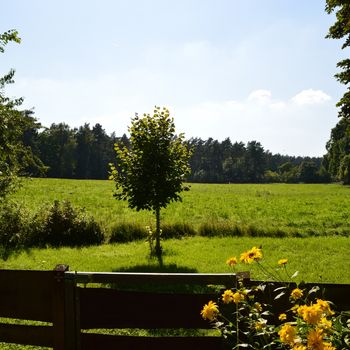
top-left (110, 106), bottom-right (192, 257)
top-left (0, 30), bottom-right (45, 197)
top-left (325, 1), bottom-right (350, 184)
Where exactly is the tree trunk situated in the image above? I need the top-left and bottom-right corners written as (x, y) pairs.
top-left (155, 207), bottom-right (162, 258)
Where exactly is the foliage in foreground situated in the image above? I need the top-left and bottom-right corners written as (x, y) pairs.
top-left (201, 246), bottom-right (350, 349)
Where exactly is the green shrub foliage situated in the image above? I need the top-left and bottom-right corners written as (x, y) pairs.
top-left (0, 200), bottom-right (104, 255)
top-left (109, 223), bottom-right (146, 243)
top-left (0, 201), bottom-right (27, 259)
top-left (32, 200), bottom-right (104, 247)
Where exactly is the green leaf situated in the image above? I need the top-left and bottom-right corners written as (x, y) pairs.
top-left (291, 271), bottom-right (299, 279)
top-left (274, 291), bottom-right (286, 300)
top-left (307, 285), bottom-right (320, 295)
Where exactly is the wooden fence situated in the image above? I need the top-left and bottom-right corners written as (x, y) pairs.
top-left (0, 266), bottom-right (349, 349)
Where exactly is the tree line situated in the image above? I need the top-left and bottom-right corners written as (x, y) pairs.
top-left (18, 119), bottom-right (331, 183)
top-left (187, 138), bottom-right (329, 183)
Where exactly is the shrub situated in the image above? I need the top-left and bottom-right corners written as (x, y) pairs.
top-left (0, 201), bottom-right (27, 259)
top-left (109, 223), bottom-right (146, 243)
top-left (161, 223), bottom-right (196, 239)
top-left (198, 222), bottom-right (243, 237)
top-left (109, 222), bottom-right (197, 244)
top-left (27, 200), bottom-right (104, 247)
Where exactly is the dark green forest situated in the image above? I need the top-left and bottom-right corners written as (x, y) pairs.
top-left (20, 115), bottom-right (331, 184)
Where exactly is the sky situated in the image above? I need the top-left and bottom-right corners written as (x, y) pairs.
top-left (1, 0), bottom-right (346, 156)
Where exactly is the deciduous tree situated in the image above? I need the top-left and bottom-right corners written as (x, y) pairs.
top-left (325, 1), bottom-right (350, 184)
top-left (0, 30), bottom-right (44, 197)
top-left (110, 107), bottom-right (192, 257)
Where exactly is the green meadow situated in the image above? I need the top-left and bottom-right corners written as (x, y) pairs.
top-left (11, 178), bottom-right (350, 237)
top-left (4, 178), bottom-right (350, 283)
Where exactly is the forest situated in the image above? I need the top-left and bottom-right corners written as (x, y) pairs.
top-left (20, 113), bottom-right (330, 184)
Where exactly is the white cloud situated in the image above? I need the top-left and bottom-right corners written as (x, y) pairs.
top-left (270, 102), bottom-right (286, 110)
top-left (176, 89), bottom-right (336, 156)
top-left (291, 89), bottom-right (331, 105)
top-left (248, 89), bottom-right (272, 103)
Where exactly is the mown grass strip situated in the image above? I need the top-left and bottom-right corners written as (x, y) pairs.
top-left (2, 236), bottom-right (350, 284)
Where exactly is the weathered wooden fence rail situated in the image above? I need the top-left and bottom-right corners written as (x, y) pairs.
top-left (0, 267), bottom-right (349, 349)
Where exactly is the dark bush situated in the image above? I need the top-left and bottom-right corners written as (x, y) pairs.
top-left (27, 200), bottom-right (104, 247)
top-left (198, 222), bottom-right (243, 237)
top-left (109, 223), bottom-right (146, 243)
top-left (0, 201), bottom-right (27, 259)
top-left (161, 223), bottom-right (196, 239)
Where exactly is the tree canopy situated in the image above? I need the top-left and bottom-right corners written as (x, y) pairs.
top-left (0, 30), bottom-right (45, 197)
top-left (325, 1), bottom-right (350, 184)
top-left (1, 116), bottom-right (327, 184)
top-left (110, 107), bottom-right (192, 256)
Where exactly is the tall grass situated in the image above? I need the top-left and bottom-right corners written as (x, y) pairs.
top-left (11, 179), bottom-right (350, 238)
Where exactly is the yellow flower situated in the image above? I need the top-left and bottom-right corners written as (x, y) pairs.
top-left (290, 288), bottom-right (303, 300)
top-left (254, 302), bottom-right (262, 312)
top-left (226, 256), bottom-right (238, 267)
top-left (279, 324), bottom-right (297, 345)
top-left (255, 319), bottom-right (266, 330)
top-left (278, 258), bottom-right (288, 266)
top-left (323, 342), bottom-right (336, 350)
top-left (297, 304), bottom-right (323, 325)
top-left (222, 289), bottom-right (235, 304)
top-left (279, 313), bottom-right (287, 321)
top-left (316, 299), bottom-right (334, 316)
top-left (318, 317), bottom-right (332, 330)
top-left (232, 291), bottom-right (245, 304)
top-left (291, 304), bottom-right (299, 313)
top-left (201, 300), bottom-right (219, 321)
top-left (240, 246), bottom-right (262, 264)
top-left (292, 346), bottom-right (306, 350)
top-left (250, 246), bottom-right (263, 261)
top-left (307, 329), bottom-right (324, 350)
top-left (240, 251), bottom-right (253, 264)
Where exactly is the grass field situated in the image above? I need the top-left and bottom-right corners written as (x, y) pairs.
top-left (2, 236), bottom-right (350, 284)
top-left (2, 179), bottom-right (350, 349)
top-left (11, 178), bottom-right (350, 237)
top-left (6, 179), bottom-right (350, 283)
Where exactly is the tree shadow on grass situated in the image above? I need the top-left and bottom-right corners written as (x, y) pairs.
top-left (115, 263), bottom-right (197, 274)
top-left (109, 263), bottom-right (217, 293)
top-left (0, 245), bottom-right (31, 262)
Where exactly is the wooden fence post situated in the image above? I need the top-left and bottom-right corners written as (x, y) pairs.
top-left (53, 264), bottom-right (77, 350)
top-left (65, 272), bottom-right (80, 350)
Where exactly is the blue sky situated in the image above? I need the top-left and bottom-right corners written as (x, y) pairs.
top-left (2, 0), bottom-right (345, 156)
